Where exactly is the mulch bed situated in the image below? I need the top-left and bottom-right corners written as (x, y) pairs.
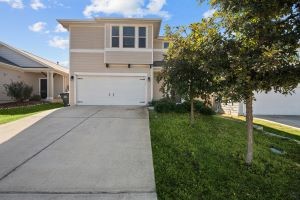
top-left (0, 101), bottom-right (47, 109)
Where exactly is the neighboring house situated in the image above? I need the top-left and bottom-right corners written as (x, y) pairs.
top-left (220, 85), bottom-right (300, 116)
top-left (0, 41), bottom-right (69, 103)
top-left (58, 18), bottom-right (168, 105)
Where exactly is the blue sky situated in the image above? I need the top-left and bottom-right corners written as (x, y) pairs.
top-left (0, 0), bottom-right (212, 68)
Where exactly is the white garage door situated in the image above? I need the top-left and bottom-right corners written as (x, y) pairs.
top-left (76, 74), bottom-right (147, 105)
top-left (253, 86), bottom-right (300, 115)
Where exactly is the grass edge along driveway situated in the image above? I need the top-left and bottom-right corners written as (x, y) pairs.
top-left (0, 103), bottom-right (63, 125)
top-left (150, 112), bottom-right (300, 200)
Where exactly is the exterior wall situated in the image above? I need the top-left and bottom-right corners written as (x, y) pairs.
top-left (220, 102), bottom-right (241, 116)
top-left (0, 65), bottom-right (44, 102)
top-left (70, 27), bottom-right (104, 49)
top-left (53, 74), bottom-right (63, 98)
top-left (105, 51), bottom-right (152, 64)
top-left (153, 72), bottom-right (164, 100)
top-left (103, 24), bottom-right (153, 64)
top-left (68, 21), bottom-right (166, 105)
top-left (69, 52), bottom-right (151, 105)
top-left (153, 51), bottom-right (164, 62)
top-left (153, 39), bottom-right (163, 49)
top-left (0, 47), bottom-right (44, 68)
top-left (252, 86), bottom-right (300, 115)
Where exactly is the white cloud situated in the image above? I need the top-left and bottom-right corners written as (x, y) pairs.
top-left (83, 0), bottom-right (170, 19)
top-left (60, 60), bottom-right (69, 67)
top-left (0, 0), bottom-right (24, 9)
top-left (28, 21), bottom-right (47, 32)
top-left (54, 24), bottom-right (67, 33)
top-left (30, 0), bottom-right (45, 10)
top-left (49, 36), bottom-right (69, 49)
top-left (203, 9), bottom-right (216, 18)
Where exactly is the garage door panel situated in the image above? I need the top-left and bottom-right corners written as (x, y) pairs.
top-left (253, 86), bottom-right (300, 115)
top-left (76, 75), bottom-right (147, 105)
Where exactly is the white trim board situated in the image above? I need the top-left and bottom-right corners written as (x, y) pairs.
top-left (104, 48), bottom-right (153, 52)
top-left (74, 72), bottom-right (148, 77)
top-left (70, 49), bottom-right (104, 53)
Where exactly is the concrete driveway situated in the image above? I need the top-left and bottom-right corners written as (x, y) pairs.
top-left (0, 106), bottom-right (157, 200)
top-left (255, 115), bottom-right (300, 128)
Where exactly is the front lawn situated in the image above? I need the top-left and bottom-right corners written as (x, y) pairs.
top-left (224, 115), bottom-right (300, 140)
top-left (0, 103), bottom-right (63, 124)
top-left (150, 112), bottom-right (300, 200)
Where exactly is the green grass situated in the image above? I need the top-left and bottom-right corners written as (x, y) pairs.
top-left (223, 115), bottom-right (300, 140)
top-left (150, 112), bottom-right (300, 200)
top-left (0, 103), bottom-right (63, 124)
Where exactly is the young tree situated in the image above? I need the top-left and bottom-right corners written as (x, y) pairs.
top-left (207, 1), bottom-right (300, 164)
top-left (160, 19), bottom-right (227, 125)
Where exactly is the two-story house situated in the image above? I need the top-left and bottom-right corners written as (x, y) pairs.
top-left (59, 18), bottom-right (167, 106)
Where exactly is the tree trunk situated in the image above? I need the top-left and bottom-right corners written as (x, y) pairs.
top-left (245, 96), bottom-right (254, 165)
top-left (190, 98), bottom-right (194, 125)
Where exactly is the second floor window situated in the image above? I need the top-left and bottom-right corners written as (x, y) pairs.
top-left (163, 42), bottom-right (169, 49)
top-left (112, 26), bottom-right (119, 48)
top-left (123, 26), bottom-right (135, 48)
top-left (139, 27), bottom-right (146, 48)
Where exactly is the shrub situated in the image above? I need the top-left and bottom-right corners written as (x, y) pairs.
top-left (149, 100), bottom-right (159, 107)
top-left (174, 103), bottom-right (188, 113)
top-left (197, 106), bottom-right (216, 115)
top-left (4, 81), bottom-right (33, 102)
top-left (154, 98), bottom-right (176, 113)
top-left (30, 94), bottom-right (42, 101)
top-left (177, 100), bottom-right (205, 113)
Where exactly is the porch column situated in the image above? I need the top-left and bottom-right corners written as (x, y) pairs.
top-left (47, 71), bottom-right (54, 100)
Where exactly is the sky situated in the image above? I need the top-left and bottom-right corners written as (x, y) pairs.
top-left (0, 0), bottom-right (213, 68)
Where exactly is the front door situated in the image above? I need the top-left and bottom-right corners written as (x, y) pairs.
top-left (40, 79), bottom-right (47, 99)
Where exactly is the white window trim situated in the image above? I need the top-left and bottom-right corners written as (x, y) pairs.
top-left (111, 26), bottom-right (120, 48)
top-left (110, 24), bottom-right (149, 49)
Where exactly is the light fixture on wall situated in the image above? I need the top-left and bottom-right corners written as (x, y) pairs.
top-left (148, 77), bottom-right (151, 81)
top-left (70, 75), bottom-right (74, 80)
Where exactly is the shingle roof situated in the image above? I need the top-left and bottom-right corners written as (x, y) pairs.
top-left (0, 56), bottom-right (20, 67)
top-left (0, 41), bottom-right (69, 75)
top-left (20, 50), bottom-right (69, 74)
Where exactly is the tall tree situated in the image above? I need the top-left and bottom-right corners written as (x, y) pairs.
top-left (160, 19), bottom-right (227, 125)
top-left (205, 1), bottom-right (300, 164)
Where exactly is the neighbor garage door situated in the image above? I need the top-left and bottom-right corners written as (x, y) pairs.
top-left (76, 74), bottom-right (147, 105)
top-left (253, 86), bottom-right (300, 115)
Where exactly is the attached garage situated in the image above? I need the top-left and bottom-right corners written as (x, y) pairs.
top-left (253, 86), bottom-right (300, 115)
top-left (75, 73), bottom-right (148, 106)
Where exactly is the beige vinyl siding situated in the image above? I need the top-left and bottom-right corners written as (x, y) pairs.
top-left (0, 47), bottom-right (43, 68)
top-left (0, 65), bottom-right (45, 102)
top-left (147, 26), bottom-right (153, 48)
top-left (70, 52), bottom-right (105, 72)
top-left (153, 39), bottom-right (163, 49)
top-left (70, 27), bottom-right (104, 49)
top-left (53, 74), bottom-right (63, 98)
top-left (105, 51), bottom-right (152, 64)
top-left (153, 51), bottom-right (164, 62)
top-left (105, 24), bottom-right (110, 48)
top-left (153, 72), bottom-right (164, 100)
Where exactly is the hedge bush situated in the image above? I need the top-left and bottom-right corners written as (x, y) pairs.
top-left (4, 81), bottom-right (33, 102)
top-left (154, 98), bottom-right (176, 113)
top-left (154, 99), bottom-right (215, 115)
